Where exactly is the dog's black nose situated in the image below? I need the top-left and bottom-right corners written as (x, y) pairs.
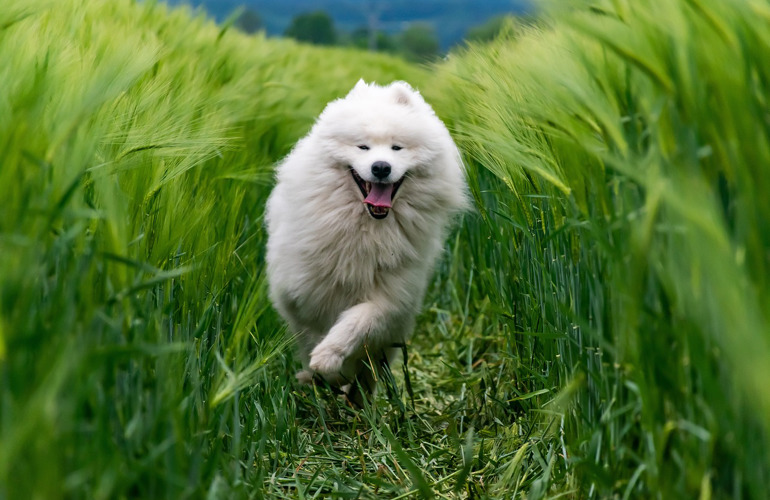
top-left (371, 161), bottom-right (391, 179)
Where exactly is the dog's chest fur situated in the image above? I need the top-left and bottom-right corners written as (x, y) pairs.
top-left (281, 207), bottom-right (423, 330)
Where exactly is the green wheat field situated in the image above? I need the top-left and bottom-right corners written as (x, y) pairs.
top-left (2, 0), bottom-right (769, 497)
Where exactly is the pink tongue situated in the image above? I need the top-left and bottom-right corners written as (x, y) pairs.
top-left (364, 183), bottom-right (394, 208)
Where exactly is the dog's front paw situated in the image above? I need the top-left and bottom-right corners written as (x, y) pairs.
top-left (309, 342), bottom-right (346, 376)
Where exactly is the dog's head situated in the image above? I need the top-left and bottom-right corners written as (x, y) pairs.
top-left (313, 80), bottom-right (465, 220)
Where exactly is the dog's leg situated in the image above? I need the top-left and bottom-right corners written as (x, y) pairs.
top-left (295, 369), bottom-right (314, 384)
top-left (293, 327), bottom-right (327, 384)
top-left (345, 346), bottom-right (400, 407)
top-left (308, 301), bottom-right (387, 379)
top-left (345, 352), bottom-right (381, 407)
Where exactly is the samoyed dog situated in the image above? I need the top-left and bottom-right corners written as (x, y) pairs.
top-left (265, 80), bottom-right (467, 402)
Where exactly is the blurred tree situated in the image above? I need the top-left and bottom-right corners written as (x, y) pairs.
top-left (399, 23), bottom-right (440, 62)
top-left (350, 27), bottom-right (396, 52)
top-left (234, 8), bottom-right (262, 34)
top-left (465, 15), bottom-right (508, 43)
top-left (284, 11), bottom-right (336, 46)
top-left (465, 15), bottom-right (531, 44)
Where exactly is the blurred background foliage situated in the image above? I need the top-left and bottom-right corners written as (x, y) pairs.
top-left (170, 0), bottom-right (529, 62)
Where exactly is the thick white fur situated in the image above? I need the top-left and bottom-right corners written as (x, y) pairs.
top-left (265, 80), bottom-right (467, 392)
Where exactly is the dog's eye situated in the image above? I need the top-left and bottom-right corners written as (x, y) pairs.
top-left (391, 145), bottom-right (402, 151)
top-left (357, 145), bottom-right (369, 150)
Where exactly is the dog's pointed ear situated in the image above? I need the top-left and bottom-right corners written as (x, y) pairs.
top-left (390, 81), bottom-right (418, 106)
top-left (349, 79), bottom-right (368, 95)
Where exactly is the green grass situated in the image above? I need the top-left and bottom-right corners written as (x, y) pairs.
top-left (429, 0), bottom-right (770, 496)
top-left (1, 0), bottom-right (769, 498)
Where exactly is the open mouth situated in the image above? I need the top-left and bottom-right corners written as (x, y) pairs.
top-left (350, 168), bottom-right (404, 220)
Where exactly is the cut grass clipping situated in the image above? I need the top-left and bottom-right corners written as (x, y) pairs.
top-left (1, 0), bottom-right (769, 498)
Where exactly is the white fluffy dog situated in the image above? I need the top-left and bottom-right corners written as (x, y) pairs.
top-left (265, 80), bottom-right (467, 401)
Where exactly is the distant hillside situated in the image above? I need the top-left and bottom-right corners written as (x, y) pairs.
top-left (163, 0), bottom-right (530, 49)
